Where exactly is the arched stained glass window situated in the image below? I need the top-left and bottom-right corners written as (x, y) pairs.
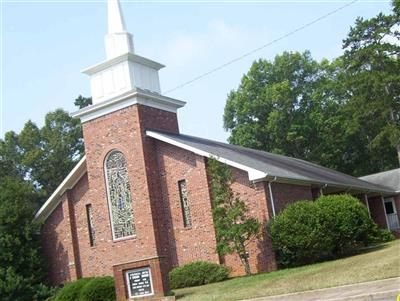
top-left (105, 150), bottom-right (135, 239)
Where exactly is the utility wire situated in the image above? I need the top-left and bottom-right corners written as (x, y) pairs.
top-left (164, 0), bottom-right (359, 94)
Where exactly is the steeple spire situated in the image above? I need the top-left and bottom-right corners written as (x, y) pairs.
top-left (77, 0), bottom-right (185, 116)
top-left (105, 0), bottom-right (134, 59)
top-left (107, 0), bottom-right (127, 33)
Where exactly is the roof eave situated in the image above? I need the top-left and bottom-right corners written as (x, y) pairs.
top-left (259, 174), bottom-right (396, 195)
top-left (34, 156), bottom-right (87, 221)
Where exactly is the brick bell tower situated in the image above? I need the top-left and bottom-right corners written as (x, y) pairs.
top-left (71, 0), bottom-right (185, 299)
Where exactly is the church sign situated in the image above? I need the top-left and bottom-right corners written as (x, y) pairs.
top-left (126, 267), bottom-right (154, 298)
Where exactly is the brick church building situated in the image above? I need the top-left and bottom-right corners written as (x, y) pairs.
top-left (35, 0), bottom-right (399, 298)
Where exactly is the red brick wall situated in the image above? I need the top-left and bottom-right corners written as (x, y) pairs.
top-left (153, 142), bottom-right (280, 276)
top-left (155, 141), bottom-right (220, 267)
top-left (221, 168), bottom-right (277, 276)
top-left (368, 196), bottom-right (388, 229)
top-left (42, 104), bottom-right (181, 286)
top-left (269, 182), bottom-right (313, 214)
top-left (41, 194), bottom-right (77, 286)
top-left (137, 106), bottom-right (180, 270)
top-left (78, 104), bottom-right (179, 277)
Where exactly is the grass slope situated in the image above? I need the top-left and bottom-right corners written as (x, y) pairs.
top-left (174, 240), bottom-right (400, 301)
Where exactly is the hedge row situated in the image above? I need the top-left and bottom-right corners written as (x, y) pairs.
top-left (52, 277), bottom-right (115, 301)
top-left (268, 194), bottom-right (394, 267)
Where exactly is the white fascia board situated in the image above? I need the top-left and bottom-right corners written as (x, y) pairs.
top-left (71, 90), bottom-right (186, 123)
top-left (266, 174), bottom-right (396, 195)
top-left (146, 130), bottom-right (268, 181)
top-left (34, 156), bottom-right (87, 221)
top-left (82, 53), bottom-right (165, 75)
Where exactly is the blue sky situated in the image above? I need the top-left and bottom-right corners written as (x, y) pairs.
top-left (2, 0), bottom-right (393, 142)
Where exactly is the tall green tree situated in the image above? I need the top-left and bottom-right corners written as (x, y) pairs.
top-left (342, 0), bottom-right (400, 169)
top-left (224, 51), bottom-right (357, 173)
top-left (0, 109), bottom-right (84, 204)
top-left (224, 45), bottom-right (399, 176)
top-left (0, 177), bottom-right (52, 301)
top-left (207, 158), bottom-right (261, 275)
top-left (0, 97), bottom-right (86, 299)
top-left (0, 132), bottom-right (24, 180)
top-left (224, 51), bottom-right (321, 157)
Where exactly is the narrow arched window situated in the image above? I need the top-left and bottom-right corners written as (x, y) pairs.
top-left (105, 150), bottom-right (135, 240)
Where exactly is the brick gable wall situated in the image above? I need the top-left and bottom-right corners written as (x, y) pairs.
top-left (42, 104), bottom-right (181, 286)
top-left (77, 104), bottom-right (162, 275)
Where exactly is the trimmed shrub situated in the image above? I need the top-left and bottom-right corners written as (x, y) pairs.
top-left (267, 200), bottom-right (332, 267)
top-left (268, 194), bottom-right (390, 267)
top-left (79, 276), bottom-right (115, 301)
top-left (54, 278), bottom-right (93, 301)
top-left (315, 195), bottom-right (375, 256)
top-left (169, 261), bottom-right (230, 289)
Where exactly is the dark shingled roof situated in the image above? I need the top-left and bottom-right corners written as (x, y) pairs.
top-left (360, 169), bottom-right (400, 192)
top-left (148, 130), bottom-right (395, 194)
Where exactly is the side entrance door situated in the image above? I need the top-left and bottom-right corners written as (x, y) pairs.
top-left (384, 198), bottom-right (400, 230)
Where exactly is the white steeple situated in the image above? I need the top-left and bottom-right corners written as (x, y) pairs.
top-left (105, 0), bottom-right (134, 59)
top-left (107, 0), bottom-right (126, 33)
top-left (74, 0), bottom-right (185, 123)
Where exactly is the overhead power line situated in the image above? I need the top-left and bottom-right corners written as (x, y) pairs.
top-left (164, 0), bottom-right (359, 94)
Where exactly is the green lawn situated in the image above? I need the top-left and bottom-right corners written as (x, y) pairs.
top-left (174, 240), bottom-right (400, 301)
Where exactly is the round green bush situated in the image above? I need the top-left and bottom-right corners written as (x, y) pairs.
top-left (268, 194), bottom-right (389, 267)
top-left (54, 278), bottom-right (93, 301)
top-left (315, 194), bottom-right (376, 256)
top-left (169, 261), bottom-right (230, 289)
top-left (267, 200), bottom-right (332, 267)
top-left (79, 276), bottom-right (115, 301)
